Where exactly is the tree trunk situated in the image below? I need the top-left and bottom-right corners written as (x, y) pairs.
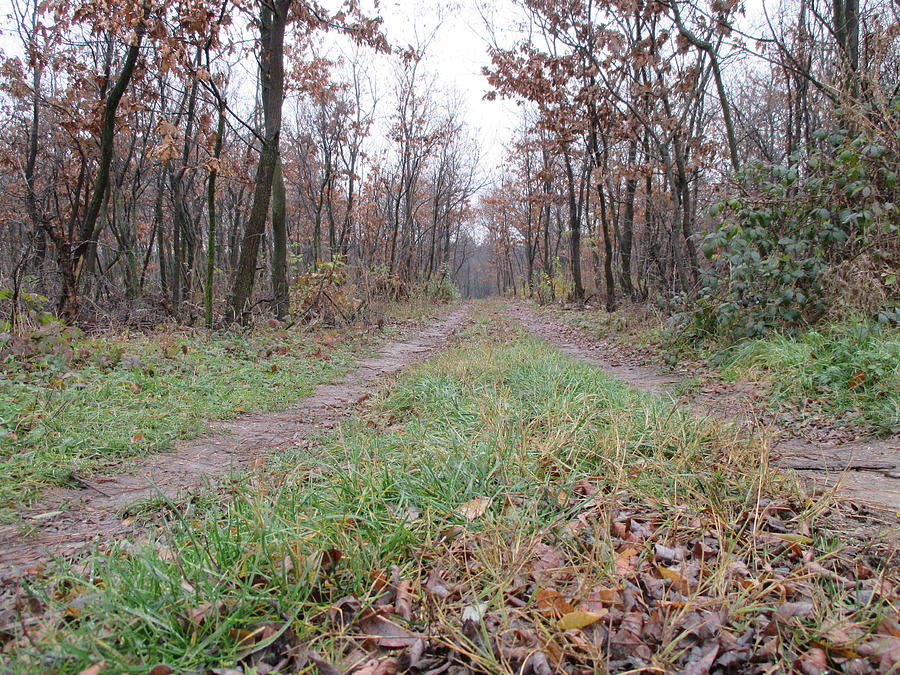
top-left (58, 21), bottom-right (145, 320)
top-left (271, 155), bottom-right (288, 318)
top-left (226, 0), bottom-right (290, 324)
top-left (620, 138), bottom-right (637, 300)
top-left (206, 101), bottom-right (225, 327)
top-left (562, 149), bottom-right (584, 301)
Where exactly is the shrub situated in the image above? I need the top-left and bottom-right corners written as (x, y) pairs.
top-left (680, 122), bottom-right (898, 342)
top-left (290, 257), bottom-right (362, 325)
top-left (425, 265), bottom-right (460, 302)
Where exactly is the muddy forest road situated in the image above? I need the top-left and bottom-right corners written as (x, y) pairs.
top-left (1, 300), bottom-right (895, 582)
top-left (509, 302), bottom-right (900, 519)
top-left (0, 304), bottom-right (474, 580)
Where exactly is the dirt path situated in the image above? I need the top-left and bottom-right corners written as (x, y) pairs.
top-left (0, 304), bottom-right (472, 580)
top-left (508, 302), bottom-right (900, 516)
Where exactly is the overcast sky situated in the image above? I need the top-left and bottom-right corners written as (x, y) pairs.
top-left (368, 0), bottom-right (522, 171)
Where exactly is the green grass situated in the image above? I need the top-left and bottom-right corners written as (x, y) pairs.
top-left (0, 318), bottom-right (418, 520)
top-left (716, 322), bottom-right (900, 434)
top-left (541, 302), bottom-right (899, 435)
top-left (4, 304), bottom-right (894, 673)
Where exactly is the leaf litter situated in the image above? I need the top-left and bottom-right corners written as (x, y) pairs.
top-left (2, 303), bottom-right (897, 673)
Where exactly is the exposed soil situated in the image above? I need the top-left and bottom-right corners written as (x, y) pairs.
top-left (0, 304), bottom-right (473, 581)
top-left (508, 301), bottom-right (900, 518)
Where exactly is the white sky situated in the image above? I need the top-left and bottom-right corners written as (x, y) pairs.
top-left (359, 0), bottom-right (522, 173)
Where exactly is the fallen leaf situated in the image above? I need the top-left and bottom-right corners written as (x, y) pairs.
top-left (794, 647), bottom-right (828, 675)
top-left (149, 667), bottom-right (175, 675)
top-left (557, 609), bottom-right (607, 630)
top-left (456, 496), bottom-right (490, 521)
top-left (462, 602), bottom-right (488, 623)
top-left (531, 543), bottom-right (567, 582)
top-left (535, 588), bottom-right (574, 617)
top-left (657, 565), bottom-right (691, 592)
top-left (880, 617), bottom-right (900, 638)
top-left (424, 568), bottom-right (450, 599)
top-left (614, 547), bottom-right (639, 577)
top-left (771, 533), bottom-right (813, 545)
top-left (654, 543), bottom-right (685, 563)
top-left (353, 657), bottom-right (399, 675)
top-left (395, 580), bottom-right (412, 620)
top-left (77, 666), bottom-right (104, 675)
top-left (775, 601), bottom-right (815, 621)
top-left (360, 613), bottom-right (420, 648)
top-left (307, 651), bottom-right (341, 675)
top-left (321, 548), bottom-right (342, 571)
top-left (683, 644), bottom-right (719, 675)
top-left (524, 652), bottom-right (553, 675)
top-left (847, 371), bottom-right (866, 389)
top-left (610, 612), bottom-right (651, 661)
top-left (183, 601), bottom-right (222, 629)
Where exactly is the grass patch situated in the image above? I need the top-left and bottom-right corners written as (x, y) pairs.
top-left (538, 302), bottom-right (666, 351)
top-left (542, 303), bottom-right (899, 435)
top-left (0, 309), bottom-right (432, 521)
top-left (2, 305), bottom-right (896, 673)
top-left (715, 322), bottom-right (900, 435)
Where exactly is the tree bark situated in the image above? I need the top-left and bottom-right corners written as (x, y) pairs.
top-left (206, 100), bottom-right (225, 327)
top-left (562, 149), bottom-right (584, 301)
top-left (271, 154), bottom-right (288, 318)
top-left (226, 0), bottom-right (290, 324)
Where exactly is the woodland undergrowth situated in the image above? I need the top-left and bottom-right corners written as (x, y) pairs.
top-left (3, 303), bottom-right (897, 673)
top-left (0, 297), bottom-right (443, 522)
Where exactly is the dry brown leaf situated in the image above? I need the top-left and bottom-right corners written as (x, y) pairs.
top-left (306, 651), bottom-right (341, 675)
top-left (775, 601), bottom-right (815, 621)
top-left (183, 601), bottom-right (222, 630)
top-left (859, 636), bottom-right (900, 672)
top-left (610, 612), bottom-right (651, 661)
top-left (424, 568), bottom-right (450, 599)
top-left (614, 547), bottom-right (639, 577)
top-left (535, 588), bottom-right (574, 617)
top-left (654, 543), bottom-right (685, 563)
top-left (352, 657), bottom-right (399, 675)
top-left (360, 613), bottom-right (420, 648)
top-left (879, 617), bottom-right (900, 638)
top-left (682, 644), bottom-right (719, 675)
top-left (455, 496), bottom-right (491, 520)
top-left (531, 543), bottom-right (566, 582)
top-left (848, 370), bottom-right (866, 389)
top-left (771, 533), bottom-right (812, 545)
top-left (657, 565), bottom-right (692, 592)
top-left (77, 666), bottom-right (104, 675)
top-left (395, 580), bottom-right (412, 620)
top-left (793, 647), bottom-right (829, 675)
top-left (525, 652), bottom-right (554, 675)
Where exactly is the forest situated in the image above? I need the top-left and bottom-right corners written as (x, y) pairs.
top-left (0, 0), bottom-right (898, 671)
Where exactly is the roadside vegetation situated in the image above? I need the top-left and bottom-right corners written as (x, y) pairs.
top-left (4, 305), bottom-right (896, 673)
top-left (714, 323), bottom-right (900, 436)
top-left (0, 295), bottom-right (442, 522)
top-left (531, 303), bottom-right (899, 437)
